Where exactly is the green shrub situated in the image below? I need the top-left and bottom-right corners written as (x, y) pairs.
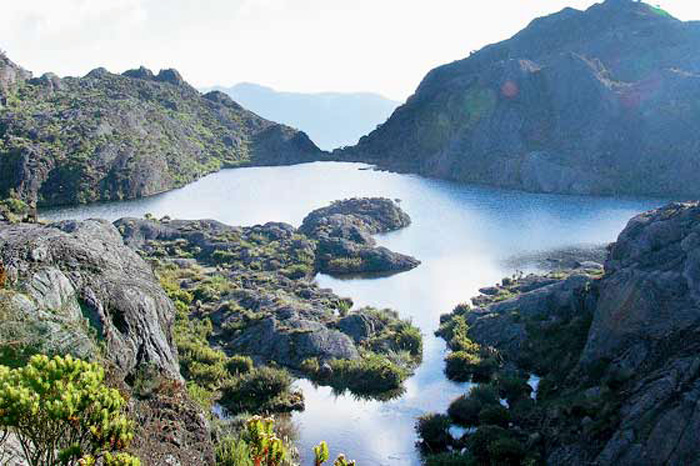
top-left (487, 436), bottom-right (526, 465)
top-left (424, 452), bottom-right (474, 466)
top-left (281, 264), bottom-right (313, 279)
top-left (415, 413), bottom-right (452, 453)
top-left (0, 196), bottom-right (31, 224)
top-left (444, 351), bottom-right (481, 382)
top-left (469, 384), bottom-right (500, 406)
top-left (479, 405), bottom-right (510, 428)
top-left (187, 381), bottom-right (216, 412)
top-left (216, 436), bottom-right (254, 466)
top-left (471, 356), bottom-right (499, 383)
top-left (228, 355), bottom-right (254, 376)
top-left (394, 324), bottom-right (423, 357)
top-left (328, 353), bottom-right (407, 395)
top-left (497, 374), bottom-right (532, 404)
top-left (211, 249), bottom-right (237, 264)
top-left (448, 395), bottom-right (482, 427)
top-left (220, 367), bottom-right (295, 414)
top-left (0, 354), bottom-right (140, 465)
top-left (325, 257), bottom-right (364, 273)
top-left (300, 357), bottom-right (321, 375)
top-left (241, 416), bottom-right (289, 466)
top-left (466, 425), bottom-right (508, 463)
top-left (436, 315), bottom-right (478, 352)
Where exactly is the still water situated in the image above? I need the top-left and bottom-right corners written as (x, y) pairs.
top-left (43, 162), bottom-right (662, 465)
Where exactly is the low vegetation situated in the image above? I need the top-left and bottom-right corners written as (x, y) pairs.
top-left (159, 267), bottom-right (303, 416)
top-left (132, 217), bottom-right (423, 401)
top-left (216, 416), bottom-right (356, 466)
top-left (0, 354), bottom-right (140, 465)
top-left (0, 193), bottom-right (33, 224)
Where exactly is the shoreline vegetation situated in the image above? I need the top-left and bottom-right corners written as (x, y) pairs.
top-left (3, 192), bottom-right (700, 465)
top-left (421, 267), bottom-right (604, 465)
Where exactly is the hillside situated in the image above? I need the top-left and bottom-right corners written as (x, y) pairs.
top-left (341, 0), bottom-right (700, 198)
top-left (208, 82), bottom-right (400, 150)
top-left (0, 54), bottom-right (323, 207)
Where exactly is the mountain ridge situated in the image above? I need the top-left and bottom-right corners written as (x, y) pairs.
top-left (0, 53), bottom-right (322, 207)
top-left (339, 0), bottom-right (700, 198)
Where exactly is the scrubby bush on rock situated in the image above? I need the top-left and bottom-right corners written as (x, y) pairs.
top-left (0, 354), bottom-right (140, 465)
top-left (415, 413), bottom-right (452, 453)
top-left (220, 367), bottom-right (303, 414)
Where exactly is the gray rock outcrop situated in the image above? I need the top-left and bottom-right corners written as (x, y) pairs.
top-left (0, 219), bottom-right (180, 379)
top-left (445, 202), bottom-right (700, 464)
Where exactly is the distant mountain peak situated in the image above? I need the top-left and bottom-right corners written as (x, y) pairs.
top-left (207, 83), bottom-right (400, 150)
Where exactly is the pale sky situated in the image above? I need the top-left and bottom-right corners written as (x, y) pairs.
top-left (1, 0), bottom-right (699, 101)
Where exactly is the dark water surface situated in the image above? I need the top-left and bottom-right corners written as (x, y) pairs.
top-left (43, 162), bottom-right (662, 465)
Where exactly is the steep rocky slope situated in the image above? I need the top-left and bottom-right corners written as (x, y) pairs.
top-left (342, 0), bottom-right (700, 197)
top-left (0, 52), bottom-right (322, 207)
top-left (431, 202), bottom-right (700, 464)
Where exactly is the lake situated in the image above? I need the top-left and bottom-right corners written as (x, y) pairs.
top-left (43, 162), bottom-right (662, 465)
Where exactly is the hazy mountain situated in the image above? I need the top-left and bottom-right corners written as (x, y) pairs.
top-left (340, 0), bottom-right (700, 198)
top-left (207, 83), bottom-right (400, 150)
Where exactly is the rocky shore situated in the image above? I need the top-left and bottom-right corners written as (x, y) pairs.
top-left (421, 202), bottom-right (700, 465)
top-left (115, 198), bottom-right (422, 395)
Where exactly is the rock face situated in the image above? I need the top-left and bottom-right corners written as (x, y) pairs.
top-left (442, 202), bottom-right (700, 464)
top-left (579, 202), bottom-right (700, 465)
top-left (300, 198), bottom-right (420, 275)
top-left (466, 272), bottom-right (595, 361)
top-left (340, 0), bottom-right (700, 198)
top-left (0, 217), bottom-right (214, 464)
top-left (0, 219), bottom-right (179, 379)
top-left (0, 57), bottom-right (322, 207)
top-left (0, 52), bottom-right (31, 107)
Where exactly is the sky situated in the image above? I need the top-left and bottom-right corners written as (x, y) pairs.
top-left (1, 0), bottom-right (699, 101)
